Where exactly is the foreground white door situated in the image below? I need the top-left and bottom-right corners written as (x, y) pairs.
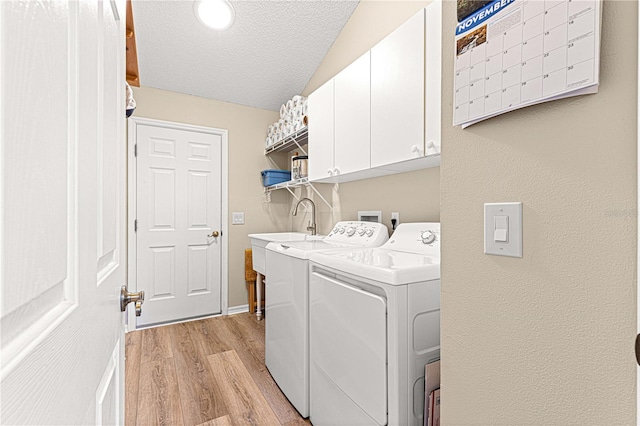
top-left (133, 120), bottom-right (224, 327)
top-left (1, 0), bottom-right (127, 424)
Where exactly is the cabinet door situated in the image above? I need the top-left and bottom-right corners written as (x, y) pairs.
top-left (371, 9), bottom-right (425, 168)
top-left (425, 1), bottom-right (442, 156)
top-left (334, 51), bottom-right (371, 176)
top-left (308, 79), bottom-right (335, 182)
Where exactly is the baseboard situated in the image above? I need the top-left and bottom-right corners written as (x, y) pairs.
top-left (125, 305), bottom-right (250, 332)
top-left (227, 304), bottom-right (249, 315)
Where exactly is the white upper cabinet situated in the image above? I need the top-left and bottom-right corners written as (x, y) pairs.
top-left (425, 0), bottom-right (442, 156)
top-left (371, 9), bottom-right (425, 168)
top-left (334, 51), bottom-right (371, 176)
top-left (308, 78), bottom-right (335, 182)
top-left (306, 4), bottom-right (442, 184)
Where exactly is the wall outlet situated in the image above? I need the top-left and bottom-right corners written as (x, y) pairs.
top-left (391, 212), bottom-right (400, 224)
top-left (232, 212), bottom-right (245, 225)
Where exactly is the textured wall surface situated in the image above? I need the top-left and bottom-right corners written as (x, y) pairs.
top-left (440, 1), bottom-right (637, 423)
top-left (131, 86), bottom-right (284, 308)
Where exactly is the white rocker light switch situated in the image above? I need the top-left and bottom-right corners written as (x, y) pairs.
top-left (485, 203), bottom-right (522, 258)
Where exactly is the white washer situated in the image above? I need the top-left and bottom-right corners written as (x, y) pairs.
top-left (308, 222), bottom-right (441, 426)
top-left (265, 221), bottom-right (389, 417)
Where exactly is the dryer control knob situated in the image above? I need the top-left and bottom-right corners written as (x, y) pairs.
top-left (421, 231), bottom-right (436, 244)
top-left (365, 229), bottom-right (374, 237)
top-left (346, 227), bottom-right (356, 236)
top-left (338, 227), bottom-right (345, 234)
top-left (357, 228), bottom-right (365, 236)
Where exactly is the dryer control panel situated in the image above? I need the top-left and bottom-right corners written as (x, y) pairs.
top-left (384, 222), bottom-right (441, 256)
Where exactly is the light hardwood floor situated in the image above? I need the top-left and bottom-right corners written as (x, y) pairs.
top-left (125, 313), bottom-right (309, 426)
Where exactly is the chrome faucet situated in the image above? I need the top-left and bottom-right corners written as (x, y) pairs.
top-left (293, 197), bottom-right (317, 235)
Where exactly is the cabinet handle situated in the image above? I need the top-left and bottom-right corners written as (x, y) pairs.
top-left (333, 168), bottom-right (340, 175)
top-left (327, 169), bottom-right (333, 176)
top-left (411, 145), bottom-right (423, 157)
top-left (426, 141), bottom-right (440, 154)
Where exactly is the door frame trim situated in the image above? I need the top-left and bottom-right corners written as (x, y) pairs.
top-left (126, 116), bottom-right (229, 331)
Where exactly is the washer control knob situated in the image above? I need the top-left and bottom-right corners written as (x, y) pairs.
top-left (365, 229), bottom-right (374, 237)
top-left (332, 227), bottom-right (338, 234)
top-left (346, 227), bottom-right (356, 236)
top-left (357, 228), bottom-right (365, 236)
top-left (338, 227), bottom-right (345, 234)
top-left (421, 231), bottom-right (436, 244)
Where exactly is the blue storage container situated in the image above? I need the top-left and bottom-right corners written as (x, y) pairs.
top-left (261, 169), bottom-right (291, 187)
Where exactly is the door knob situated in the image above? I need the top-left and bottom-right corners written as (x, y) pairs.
top-left (120, 285), bottom-right (144, 316)
top-left (208, 230), bottom-right (220, 238)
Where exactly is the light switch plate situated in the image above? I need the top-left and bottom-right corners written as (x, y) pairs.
top-left (484, 202), bottom-right (522, 257)
top-left (232, 212), bottom-right (245, 225)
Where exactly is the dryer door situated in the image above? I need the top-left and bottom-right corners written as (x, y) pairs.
top-left (310, 272), bottom-right (387, 425)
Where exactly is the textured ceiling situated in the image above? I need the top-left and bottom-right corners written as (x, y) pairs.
top-left (133, 0), bottom-right (359, 111)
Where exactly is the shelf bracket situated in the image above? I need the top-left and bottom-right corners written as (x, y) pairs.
top-left (263, 177), bottom-right (332, 211)
top-left (292, 138), bottom-right (307, 156)
top-left (306, 181), bottom-right (332, 210)
top-left (284, 185), bottom-right (301, 201)
top-left (284, 186), bottom-right (313, 213)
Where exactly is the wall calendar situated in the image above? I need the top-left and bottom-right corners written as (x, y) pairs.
top-left (453, 0), bottom-right (602, 128)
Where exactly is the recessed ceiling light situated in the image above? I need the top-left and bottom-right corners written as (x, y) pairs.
top-left (194, 0), bottom-right (235, 30)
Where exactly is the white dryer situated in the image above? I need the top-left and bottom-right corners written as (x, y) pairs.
top-left (265, 221), bottom-right (389, 417)
top-left (308, 223), bottom-right (441, 426)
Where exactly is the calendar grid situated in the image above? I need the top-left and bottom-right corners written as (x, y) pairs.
top-left (454, 0), bottom-right (600, 127)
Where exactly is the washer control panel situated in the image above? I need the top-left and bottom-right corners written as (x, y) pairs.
top-left (326, 221), bottom-right (389, 246)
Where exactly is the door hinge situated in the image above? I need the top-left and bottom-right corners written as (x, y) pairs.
top-left (134, 219), bottom-right (138, 232)
top-left (134, 144), bottom-right (137, 157)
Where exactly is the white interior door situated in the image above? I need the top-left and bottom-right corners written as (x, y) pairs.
top-left (1, 0), bottom-right (126, 423)
top-left (134, 121), bottom-right (223, 327)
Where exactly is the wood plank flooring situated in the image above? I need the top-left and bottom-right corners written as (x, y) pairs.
top-left (125, 313), bottom-right (309, 426)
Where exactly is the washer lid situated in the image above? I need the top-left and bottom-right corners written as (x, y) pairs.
top-left (266, 240), bottom-right (358, 260)
top-left (310, 248), bottom-right (440, 285)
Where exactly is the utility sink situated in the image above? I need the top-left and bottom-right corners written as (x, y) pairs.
top-left (249, 232), bottom-right (324, 274)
